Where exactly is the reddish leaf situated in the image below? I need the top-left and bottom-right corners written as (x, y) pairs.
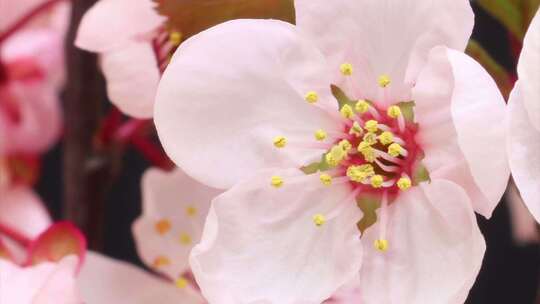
top-left (153, 0), bottom-right (295, 41)
top-left (25, 222), bottom-right (87, 271)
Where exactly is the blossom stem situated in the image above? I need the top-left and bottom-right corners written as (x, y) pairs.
top-left (0, 0), bottom-right (67, 44)
top-left (0, 221), bottom-right (31, 248)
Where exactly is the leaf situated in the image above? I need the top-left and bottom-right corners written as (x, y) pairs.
top-left (466, 40), bottom-right (514, 99)
top-left (25, 222), bottom-right (87, 271)
top-left (356, 193), bottom-right (381, 236)
top-left (412, 161), bottom-right (431, 186)
top-left (300, 154), bottom-right (330, 175)
top-left (396, 101), bottom-right (415, 123)
top-left (331, 84), bottom-right (357, 110)
top-left (477, 0), bottom-right (524, 39)
top-left (153, 0), bottom-right (295, 41)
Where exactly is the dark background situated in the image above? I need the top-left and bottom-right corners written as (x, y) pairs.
top-left (35, 3), bottom-right (540, 303)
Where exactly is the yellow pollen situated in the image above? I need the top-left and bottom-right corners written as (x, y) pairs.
top-left (155, 219), bottom-right (171, 235)
top-left (387, 105), bottom-right (402, 119)
top-left (273, 136), bottom-right (287, 148)
top-left (378, 75), bottom-right (391, 88)
top-left (319, 173), bottom-right (332, 186)
top-left (271, 176), bottom-right (284, 188)
top-left (358, 143), bottom-right (376, 163)
top-left (388, 143), bottom-right (403, 157)
top-left (340, 63), bottom-right (353, 76)
top-left (371, 175), bottom-right (384, 188)
top-left (378, 131), bottom-right (394, 145)
top-left (363, 132), bottom-right (378, 146)
top-left (313, 214), bottom-right (326, 227)
top-left (305, 91), bottom-right (319, 104)
top-left (153, 256), bottom-right (170, 268)
top-left (169, 31), bottom-right (183, 46)
top-left (374, 239), bottom-right (389, 252)
top-left (325, 145), bottom-right (347, 167)
top-left (338, 139), bottom-right (352, 152)
top-left (355, 99), bottom-right (370, 114)
top-left (340, 104), bottom-right (354, 119)
top-left (179, 233), bottom-right (192, 245)
top-left (346, 164), bottom-right (375, 182)
top-left (175, 277), bottom-right (189, 289)
top-left (397, 177), bottom-right (412, 191)
top-left (364, 120), bottom-right (379, 133)
top-left (314, 129), bottom-right (327, 141)
top-left (349, 121), bottom-right (363, 137)
top-left (186, 206), bottom-right (197, 217)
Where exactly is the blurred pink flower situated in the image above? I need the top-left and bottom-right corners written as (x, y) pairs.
top-left (507, 8), bottom-right (540, 224)
top-left (0, 255), bottom-right (82, 304)
top-left (154, 0), bottom-right (509, 303)
top-left (0, 0), bottom-right (69, 154)
top-left (75, 0), bottom-right (166, 118)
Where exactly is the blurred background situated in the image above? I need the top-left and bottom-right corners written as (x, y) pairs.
top-left (2, 0), bottom-right (539, 303)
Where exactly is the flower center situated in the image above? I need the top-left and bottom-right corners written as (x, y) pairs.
top-left (271, 63), bottom-right (431, 252)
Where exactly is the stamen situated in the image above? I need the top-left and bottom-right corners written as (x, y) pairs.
top-left (313, 214), bottom-right (326, 227)
top-left (374, 192), bottom-right (389, 252)
top-left (364, 120), bottom-right (379, 133)
top-left (374, 149), bottom-right (403, 164)
top-left (325, 145), bottom-right (348, 167)
top-left (362, 132), bottom-right (378, 146)
top-left (338, 139), bottom-right (352, 152)
top-left (378, 131), bottom-right (394, 145)
top-left (374, 159), bottom-right (400, 173)
top-left (314, 129), bottom-right (327, 141)
top-left (179, 233), bottom-right (192, 245)
top-left (378, 75), bottom-right (391, 88)
top-left (346, 164), bottom-right (375, 182)
top-left (374, 239), bottom-right (389, 252)
top-left (388, 143), bottom-right (408, 157)
top-left (370, 175), bottom-right (384, 188)
top-left (319, 173), bottom-right (332, 186)
top-left (155, 219), bottom-right (171, 235)
top-left (340, 63), bottom-right (353, 76)
top-left (349, 121), bottom-right (363, 137)
top-left (387, 105), bottom-right (402, 119)
top-left (355, 99), bottom-right (370, 114)
top-left (305, 91), bottom-right (319, 104)
top-left (271, 176), bottom-right (284, 188)
top-left (169, 31), bottom-right (183, 46)
top-left (175, 277), bottom-right (189, 289)
top-left (340, 104), bottom-right (354, 119)
top-left (397, 177), bottom-right (412, 191)
top-left (273, 136), bottom-right (287, 148)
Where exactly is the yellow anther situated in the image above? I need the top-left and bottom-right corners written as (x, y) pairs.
top-left (358, 143), bottom-right (376, 163)
top-left (325, 145), bottom-right (346, 167)
top-left (179, 233), bottom-right (192, 245)
top-left (271, 176), bottom-right (284, 188)
top-left (314, 129), bottom-right (327, 141)
top-left (152, 256), bottom-right (170, 268)
top-left (175, 277), bottom-right (189, 289)
top-left (305, 91), bottom-right (319, 104)
top-left (319, 173), bottom-right (332, 186)
top-left (388, 143), bottom-right (403, 157)
top-left (340, 104), bottom-right (354, 119)
top-left (346, 164), bottom-right (375, 182)
top-left (378, 75), bottom-right (391, 88)
top-left (273, 136), bottom-right (287, 148)
top-left (169, 31), bottom-right (183, 46)
top-left (349, 121), bottom-right (363, 137)
top-left (364, 120), bottom-right (379, 133)
top-left (338, 139), bottom-right (352, 152)
top-left (397, 177), bottom-right (412, 191)
top-left (378, 131), bottom-right (394, 145)
top-left (371, 175), bottom-right (384, 188)
top-left (154, 219), bottom-right (171, 235)
top-left (387, 105), bottom-right (402, 119)
top-left (374, 239), bottom-right (389, 252)
top-left (313, 214), bottom-right (326, 227)
top-left (355, 99), bottom-right (370, 114)
top-left (340, 63), bottom-right (353, 76)
top-left (186, 206), bottom-right (197, 217)
top-left (363, 132), bottom-right (378, 146)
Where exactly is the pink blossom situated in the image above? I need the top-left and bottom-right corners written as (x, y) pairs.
top-left (0, 0), bottom-right (68, 154)
top-left (506, 180), bottom-right (539, 244)
top-left (154, 0), bottom-right (509, 303)
top-left (507, 8), bottom-right (540, 224)
top-left (75, 0), bottom-right (165, 118)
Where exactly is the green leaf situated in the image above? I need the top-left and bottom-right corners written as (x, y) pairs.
top-left (356, 193), bottom-right (381, 236)
top-left (154, 0), bottom-right (295, 41)
top-left (466, 40), bottom-right (513, 99)
top-left (477, 0), bottom-right (524, 39)
top-left (300, 154), bottom-right (330, 175)
top-left (412, 161), bottom-right (431, 186)
top-left (331, 84), bottom-right (358, 110)
top-left (396, 101), bottom-right (415, 123)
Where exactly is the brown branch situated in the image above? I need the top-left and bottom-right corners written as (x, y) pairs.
top-left (62, 0), bottom-right (111, 250)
